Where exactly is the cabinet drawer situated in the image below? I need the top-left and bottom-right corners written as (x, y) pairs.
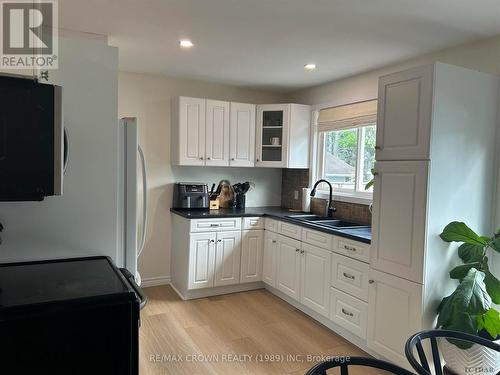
top-left (330, 288), bottom-right (368, 340)
top-left (301, 227), bottom-right (333, 250)
top-left (334, 237), bottom-right (370, 263)
top-left (190, 218), bottom-right (241, 232)
top-left (265, 218), bottom-right (279, 232)
top-left (279, 221), bottom-right (302, 240)
top-left (243, 217), bottom-right (264, 230)
top-left (331, 253), bottom-right (369, 302)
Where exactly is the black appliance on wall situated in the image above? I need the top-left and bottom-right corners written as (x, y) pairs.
top-left (0, 74), bottom-right (64, 201)
top-left (172, 182), bottom-right (209, 209)
top-left (0, 256), bottom-right (146, 375)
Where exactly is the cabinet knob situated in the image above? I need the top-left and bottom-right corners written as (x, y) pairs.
top-left (199, 157), bottom-right (204, 160)
top-left (210, 239), bottom-right (215, 243)
top-left (272, 240), bottom-right (277, 243)
top-left (295, 248), bottom-right (300, 252)
top-left (231, 158), bottom-right (235, 161)
top-left (256, 158), bottom-right (260, 162)
top-left (217, 239), bottom-right (222, 242)
top-left (300, 250), bottom-right (305, 254)
top-left (207, 157), bottom-right (211, 160)
top-left (369, 279), bottom-right (375, 284)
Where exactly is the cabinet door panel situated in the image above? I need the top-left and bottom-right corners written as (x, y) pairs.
top-left (263, 231), bottom-right (278, 287)
top-left (188, 233), bottom-right (216, 289)
top-left (230, 102), bottom-right (255, 167)
top-left (367, 269), bottom-right (422, 367)
top-left (300, 243), bottom-right (331, 317)
top-left (376, 65), bottom-right (433, 160)
top-left (276, 235), bottom-right (301, 300)
top-left (371, 161), bottom-right (428, 283)
top-left (206, 100), bottom-right (229, 166)
top-left (178, 97), bottom-right (205, 165)
top-left (240, 230), bottom-right (264, 283)
top-left (214, 231), bottom-right (241, 287)
top-left (256, 104), bottom-right (289, 168)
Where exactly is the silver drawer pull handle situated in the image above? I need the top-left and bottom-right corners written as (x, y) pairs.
top-left (341, 308), bottom-right (354, 317)
top-left (343, 272), bottom-right (355, 280)
top-left (344, 245), bottom-right (356, 252)
top-left (210, 224), bottom-right (220, 227)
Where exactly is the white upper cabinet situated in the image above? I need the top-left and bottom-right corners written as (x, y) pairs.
top-left (206, 100), bottom-right (230, 166)
top-left (256, 104), bottom-right (311, 168)
top-left (172, 96), bottom-right (206, 166)
top-left (376, 65), bottom-right (434, 161)
top-left (371, 160), bottom-right (428, 283)
top-left (230, 102), bottom-right (256, 167)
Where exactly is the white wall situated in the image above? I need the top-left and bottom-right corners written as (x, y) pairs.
top-left (118, 72), bottom-right (286, 283)
top-left (0, 35), bottom-right (120, 263)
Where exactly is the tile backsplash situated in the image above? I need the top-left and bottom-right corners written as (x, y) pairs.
top-left (281, 169), bottom-right (372, 224)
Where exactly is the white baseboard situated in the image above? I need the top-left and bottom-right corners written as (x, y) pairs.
top-left (140, 275), bottom-right (171, 288)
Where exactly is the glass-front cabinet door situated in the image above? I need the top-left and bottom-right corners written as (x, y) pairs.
top-left (256, 104), bottom-right (289, 167)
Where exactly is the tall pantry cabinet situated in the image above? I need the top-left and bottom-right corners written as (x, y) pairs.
top-left (368, 63), bottom-right (499, 365)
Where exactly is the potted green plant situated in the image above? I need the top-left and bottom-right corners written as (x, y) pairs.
top-left (437, 221), bottom-right (500, 375)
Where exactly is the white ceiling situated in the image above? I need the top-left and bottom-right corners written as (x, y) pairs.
top-left (59, 0), bottom-right (500, 91)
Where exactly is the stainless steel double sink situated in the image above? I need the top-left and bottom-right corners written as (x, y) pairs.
top-left (285, 214), bottom-right (370, 230)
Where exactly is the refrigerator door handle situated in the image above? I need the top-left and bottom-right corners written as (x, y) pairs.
top-left (138, 144), bottom-right (148, 256)
top-left (120, 268), bottom-right (148, 310)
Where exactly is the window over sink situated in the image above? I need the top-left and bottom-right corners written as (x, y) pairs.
top-left (315, 100), bottom-right (377, 200)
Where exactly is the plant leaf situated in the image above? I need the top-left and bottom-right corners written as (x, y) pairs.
top-left (458, 243), bottom-right (485, 263)
top-left (490, 237), bottom-right (500, 254)
top-left (364, 179), bottom-right (374, 190)
top-left (449, 263), bottom-right (481, 279)
top-left (477, 308), bottom-right (500, 339)
top-left (484, 268), bottom-right (500, 305)
top-left (445, 312), bottom-right (476, 349)
top-left (440, 222), bottom-right (487, 246)
top-left (436, 268), bottom-right (491, 333)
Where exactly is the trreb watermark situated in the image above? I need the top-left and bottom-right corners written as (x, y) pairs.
top-left (0, 0), bottom-right (58, 69)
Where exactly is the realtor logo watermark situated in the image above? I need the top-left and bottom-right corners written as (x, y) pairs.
top-left (1, 0), bottom-right (58, 69)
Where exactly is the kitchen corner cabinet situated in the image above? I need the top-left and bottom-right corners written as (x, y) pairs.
top-left (262, 231), bottom-right (279, 287)
top-left (256, 104), bottom-right (311, 168)
top-left (240, 229), bottom-right (264, 283)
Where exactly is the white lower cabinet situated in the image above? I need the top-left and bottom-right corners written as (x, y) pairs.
top-left (300, 243), bottom-right (331, 317)
top-left (188, 232), bottom-right (217, 289)
top-left (263, 230), bottom-right (278, 287)
top-left (240, 230), bottom-right (264, 283)
top-left (330, 288), bottom-right (368, 340)
top-left (188, 230), bottom-right (241, 289)
top-left (367, 268), bottom-right (423, 366)
top-left (214, 231), bottom-right (242, 287)
top-left (276, 234), bottom-right (301, 300)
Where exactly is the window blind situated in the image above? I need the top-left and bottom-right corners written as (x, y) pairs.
top-left (317, 99), bottom-right (377, 132)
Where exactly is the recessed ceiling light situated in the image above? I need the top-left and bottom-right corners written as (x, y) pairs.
top-left (179, 39), bottom-right (194, 48)
top-left (304, 63), bottom-right (317, 71)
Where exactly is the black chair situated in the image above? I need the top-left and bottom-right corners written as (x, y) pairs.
top-left (405, 329), bottom-right (500, 375)
top-left (305, 356), bottom-right (415, 374)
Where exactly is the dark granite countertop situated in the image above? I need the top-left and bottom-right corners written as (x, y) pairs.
top-left (170, 207), bottom-right (371, 244)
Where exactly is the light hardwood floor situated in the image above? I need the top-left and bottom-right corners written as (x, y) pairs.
top-left (139, 286), bottom-right (385, 375)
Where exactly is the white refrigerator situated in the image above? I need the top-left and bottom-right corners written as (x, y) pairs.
top-left (118, 118), bottom-right (148, 284)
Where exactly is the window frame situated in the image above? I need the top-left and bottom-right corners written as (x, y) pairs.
top-left (309, 100), bottom-right (377, 205)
